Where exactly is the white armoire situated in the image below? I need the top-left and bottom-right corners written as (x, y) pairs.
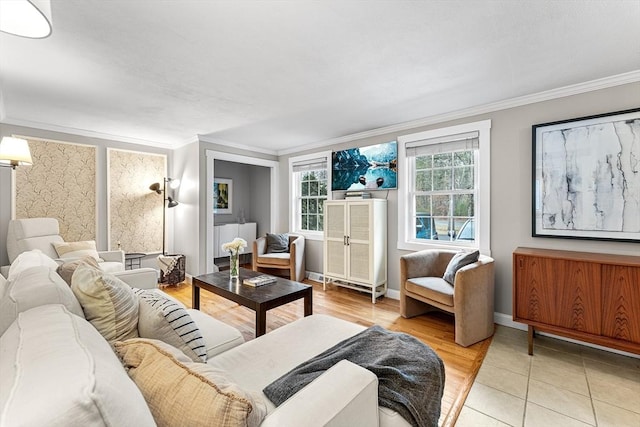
top-left (323, 199), bottom-right (387, 303)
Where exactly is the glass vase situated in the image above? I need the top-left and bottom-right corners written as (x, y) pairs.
top-left (229, 252), bottom-right (239, 280)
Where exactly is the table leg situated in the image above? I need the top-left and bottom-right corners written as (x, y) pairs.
top-left (256, 306), bottom-right (267, 337)
top-left (527, 325), bottom-right (534, 355)
top-left (304, 289), bottom-right (313, 316)
top-left (192, 284), bottom-right (200, 310)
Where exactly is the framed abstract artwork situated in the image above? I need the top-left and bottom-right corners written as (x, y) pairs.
top-left (532, 108), bottom-right (640, 242)
top-left (213, 178), bottom-right (232, 214)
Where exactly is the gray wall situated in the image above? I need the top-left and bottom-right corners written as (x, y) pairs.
top-left (278, 82), bottom-right (640, 316)
top-left (0, 123), bottom-right (171, 267)
top-left (213, 160), bottom-right (270, 228)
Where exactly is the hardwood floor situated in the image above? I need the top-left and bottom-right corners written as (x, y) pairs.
top-left (163, 278), bottom-right (492, 427)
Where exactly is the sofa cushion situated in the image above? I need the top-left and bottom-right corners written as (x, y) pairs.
top-left (0, 266), bottom-right (85, 335)
top-left (71, 264), bottom-right (139, 344)
top-left (405, 277), bottom-right (454, 307)
top-left (56, 256), bottom-right (101, 286)
top-left (114, 338), bottom-right (267, 427)
top-left (443, 250), bottom-right (480, 285)
top-left (0, 304), bottom-right (155, 427)
top-left (100, 261), bottom-right (126, 273)
top-left (7, 249), bottom-right (59, 281)
top-left (256, 253), bottom-right (291, 266)
top-left (208, 314), bottom-right (365, 414)
top-left (187, 308), bottom-right (245, 358)
top-left (134, 289), bottom-right (207, 362)
top-left (53, 240), bottom-right (101, 262)
top-left (266, 233), bottom-right (289, 253)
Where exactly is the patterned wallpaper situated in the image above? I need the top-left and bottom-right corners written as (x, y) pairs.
top-left (108, 149), bottom-right (166, 253)
top-left (15, 138), bottom-right (97, 242)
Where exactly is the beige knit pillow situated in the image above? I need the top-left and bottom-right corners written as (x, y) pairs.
top-left (71, 264), bottom-right (139, 344)
top-left (114, 338), bottom-right (267, 427)
top-left (53, 240), bottom-right (101, 261)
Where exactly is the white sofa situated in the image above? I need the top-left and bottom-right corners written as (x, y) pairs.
top-left (0, 252), bottom-right (416, 427)
top-left (1, 217), bottom-right (157, 289)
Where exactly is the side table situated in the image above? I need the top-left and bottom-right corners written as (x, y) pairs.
top-left (124, 252), bottom-right (145, 270)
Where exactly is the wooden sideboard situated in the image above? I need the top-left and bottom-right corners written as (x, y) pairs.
top-left (513, 247), bottom-right (640, 355)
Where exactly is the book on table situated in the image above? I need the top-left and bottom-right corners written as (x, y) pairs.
top-left (243, 275), bottom-right (277, 287)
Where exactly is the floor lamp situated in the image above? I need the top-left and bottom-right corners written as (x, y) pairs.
top-left (149, 177), bottom-right (180, 255)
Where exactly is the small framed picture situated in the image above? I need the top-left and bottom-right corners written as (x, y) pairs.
top-left (213, 178), bottom-right (232, 214)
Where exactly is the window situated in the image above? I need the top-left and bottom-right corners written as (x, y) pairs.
top-left (289, 152), bottom-right (331, 239)
top-left (398, 120), bottom-right (491, 254)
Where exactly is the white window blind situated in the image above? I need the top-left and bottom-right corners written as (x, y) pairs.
top-left (406, 131), bottom-right (479, 157)
top-left (292, 158), bottom-right (327, 172)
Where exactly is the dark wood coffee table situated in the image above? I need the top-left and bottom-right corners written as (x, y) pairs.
top-left (192, 268), bottom-right (312, 337)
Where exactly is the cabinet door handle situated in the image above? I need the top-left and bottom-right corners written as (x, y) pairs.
top-left (346, 236), bottom-right (350, 246)
top-left (343, 236), bottom-right (347, 246)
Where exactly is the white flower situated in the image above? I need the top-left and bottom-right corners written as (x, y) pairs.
top-left (221, 237), bottom-right (247, 255)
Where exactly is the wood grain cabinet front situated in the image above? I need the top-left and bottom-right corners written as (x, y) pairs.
top-left (513, 247), bottom-right (640, 355)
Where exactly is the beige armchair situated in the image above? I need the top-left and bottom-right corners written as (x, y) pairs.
top-left (252, 234), bottom-right (305, 282)
top-left (400, 249), bottom-right (495, 347)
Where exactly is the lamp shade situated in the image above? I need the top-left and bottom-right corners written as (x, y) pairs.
top-left (0, 0), bottom-right (52, 38)
top-left (0, 137), bottom-right (33, 168)
top-left (167, 197), bottom-right (178, 208)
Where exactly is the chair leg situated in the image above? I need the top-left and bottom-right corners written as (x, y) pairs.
top-left (401, 295), bottom-right (433, 318)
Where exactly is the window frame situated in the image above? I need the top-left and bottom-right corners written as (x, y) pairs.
top-left (398, 120), bottom-right (491, 255)
top-left (289, 151), bottom-right (332, 241)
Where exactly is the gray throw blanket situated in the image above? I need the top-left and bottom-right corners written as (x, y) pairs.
top-left (263, 325), bottom-right (445, 427)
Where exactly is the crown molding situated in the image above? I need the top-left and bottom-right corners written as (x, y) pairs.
top-left (197, 134), bottom-right (278, 156)
top-left (277, 70), bottom-right (640, 156)
top-left (0, 117), bottom-right (175, 149)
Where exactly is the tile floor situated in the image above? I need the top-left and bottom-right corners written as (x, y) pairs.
top-left (456, 325), bottom-right (640, 427)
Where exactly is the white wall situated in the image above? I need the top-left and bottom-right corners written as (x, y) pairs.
top-left (278, 82), bottom-right (640, 315)
top-left (173, 142), bottom-right (200, 275)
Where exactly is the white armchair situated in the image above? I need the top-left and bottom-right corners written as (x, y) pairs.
top-left (2, 218), bottom-right (157, 289)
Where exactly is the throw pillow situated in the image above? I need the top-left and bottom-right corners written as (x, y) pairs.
top-left (134, 289), bottom-right (207, 363)
top-left (7, 249), bottom-right (59, 281)
top-left (114, 338), bottom-right (267, 427)
top-left (0, 266), bottom-right (85, 335)
top-left (56, 256), bottom-right (101, 286)
top-left (266, 233), bottom-right (289, 253)
top-left (443, 250), bottom-right (480, 285)
top-left (71, 264), bottom-right (139, 344)
top-left (53, 240), bottom-right (101, 262)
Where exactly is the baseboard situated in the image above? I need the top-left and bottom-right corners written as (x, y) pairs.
top-left (306, 271), bottom-right (324, 282)
top-left (494, 311), bottom-right (639, 359)
top-left (386, 289), bottom-right (400, 300)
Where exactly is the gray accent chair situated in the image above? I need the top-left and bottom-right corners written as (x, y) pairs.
top-left (400, 249), bottom-right (495, 347)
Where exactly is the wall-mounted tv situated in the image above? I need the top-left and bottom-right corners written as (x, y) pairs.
top-left (331, 141), bottom-right (397, 191)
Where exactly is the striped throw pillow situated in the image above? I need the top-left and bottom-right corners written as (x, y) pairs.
top-left (134, 289), bottom-right (207, 363)
top-left (53, 240), bottom-right (101, 262)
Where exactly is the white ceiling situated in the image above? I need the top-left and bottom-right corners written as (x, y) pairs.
top-left (1, 0), bottom-right (639, 154)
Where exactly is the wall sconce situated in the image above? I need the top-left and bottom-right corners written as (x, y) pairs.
top-left (0, 137), bottom-right (33, 169)
top-left (149, 177), bottom-right (180, 254)
top-left (0, 0), bottom-right (53, 38)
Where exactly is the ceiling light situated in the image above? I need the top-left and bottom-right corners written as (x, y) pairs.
top-left (0, 0), bottom-right (52, 39)
top-left (0, 136), bottom-right (33, 169)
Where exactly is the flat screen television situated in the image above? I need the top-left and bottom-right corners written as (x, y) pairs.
top-left (331, 141), bottom-right (397, 191)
